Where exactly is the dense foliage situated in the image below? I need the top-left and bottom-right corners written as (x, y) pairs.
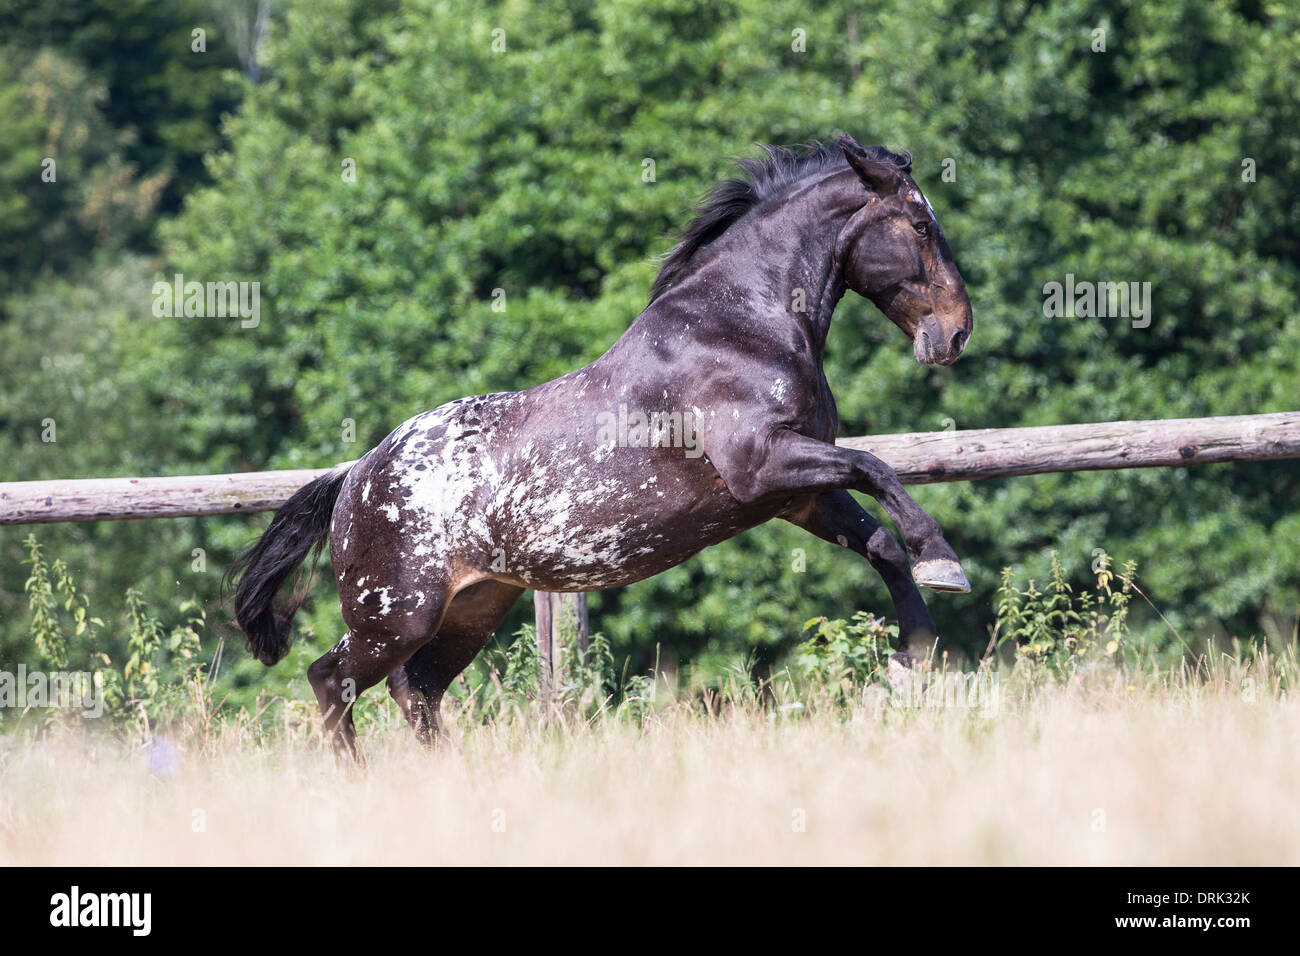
top-left (2, 0), bottom-right (1297, 708)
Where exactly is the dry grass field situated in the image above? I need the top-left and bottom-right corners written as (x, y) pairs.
top-left (2, 648), bottom-right (1296, 867)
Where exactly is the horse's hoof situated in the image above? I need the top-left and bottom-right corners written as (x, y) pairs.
top-left (912, 558), bottom-right (970, 593)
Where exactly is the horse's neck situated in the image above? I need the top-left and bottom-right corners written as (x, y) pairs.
top-left (603, 169), bottom-right (866, 384)
top-left (642, 181), bottom-right (855, 354)
top-left (770, 171), bottom-right (862, 347)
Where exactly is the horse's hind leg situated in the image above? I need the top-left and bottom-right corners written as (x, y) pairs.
top-left (387, 580), bottom-right (524, 745)
top-left (308, 582), bottom-right (450, 761)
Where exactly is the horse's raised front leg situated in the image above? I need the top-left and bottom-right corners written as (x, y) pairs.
top-left (782, 490), bottom-right (939, 661)
top-left (714, 427), bottom-right (969, 593)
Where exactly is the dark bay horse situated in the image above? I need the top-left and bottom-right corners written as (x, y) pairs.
top-left (229, 135), bottom-right (974, 757)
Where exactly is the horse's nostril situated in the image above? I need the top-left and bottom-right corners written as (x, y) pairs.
top-left (950, 328), bottom-right (967, 353)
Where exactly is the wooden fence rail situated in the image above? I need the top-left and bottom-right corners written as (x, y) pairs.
top-left (4, 411), bottom-right (1295, 685)
top-left (2, 412), bottom-right (1296, 526)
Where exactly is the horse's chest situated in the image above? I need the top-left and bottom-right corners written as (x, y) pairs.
top-left (798, 374), bottom-right (839, 443)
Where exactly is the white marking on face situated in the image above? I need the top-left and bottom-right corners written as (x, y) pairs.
top-left (907, 188), bottom-right (935, 220)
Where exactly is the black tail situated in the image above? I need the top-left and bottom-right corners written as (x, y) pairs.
top-left (225, 467), bottom-right (351, 665)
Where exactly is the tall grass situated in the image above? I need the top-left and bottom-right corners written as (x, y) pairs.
top-left (2, 540), bottom-right (1296, 864)
top-left (2, 646), bottom-right (1295, 865)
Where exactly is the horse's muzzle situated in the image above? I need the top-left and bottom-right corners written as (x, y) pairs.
top-left (914, 317), bottom-right (969, 366)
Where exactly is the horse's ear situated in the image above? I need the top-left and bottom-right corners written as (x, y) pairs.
top-left (842, 145), bottom-right (898, 194)
top-left (840, 133), bottom-right (867, 153)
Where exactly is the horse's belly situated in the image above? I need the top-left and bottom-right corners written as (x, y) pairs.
top-left (486, 448), bottom-right (768, 591)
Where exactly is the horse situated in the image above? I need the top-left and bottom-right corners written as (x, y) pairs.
top-left (228, 134), bottom-right (974, 758)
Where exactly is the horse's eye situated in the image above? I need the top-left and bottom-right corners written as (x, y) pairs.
top-left (913, 222), bottom-right (930, 237)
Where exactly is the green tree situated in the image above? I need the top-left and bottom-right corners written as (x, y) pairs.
top-left (2, 0), bottom-right (1297, 701)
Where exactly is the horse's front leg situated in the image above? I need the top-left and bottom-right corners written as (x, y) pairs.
top-left (782, 489), bottom-right (938, 662)
top-left (713, 427), bottom-right (969, 592)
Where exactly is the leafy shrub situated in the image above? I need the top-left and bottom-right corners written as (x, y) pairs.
top-left (792, 611), bottom-right (898, 706)
top-left (486, 621), bottom-right (616, 717)
top-left (995, 551), bottom-right (1136, 682)
top-left (19, 534), bottom-right (207, 731)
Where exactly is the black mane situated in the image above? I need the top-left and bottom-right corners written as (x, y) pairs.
top-left (649, 137), bottom-right (912, 302)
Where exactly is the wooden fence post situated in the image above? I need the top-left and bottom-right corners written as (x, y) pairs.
top-left (533, 591), bottom-right (588, 701)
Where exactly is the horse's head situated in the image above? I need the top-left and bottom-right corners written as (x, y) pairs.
top-left (835, 138), bottom-right (972, 366)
